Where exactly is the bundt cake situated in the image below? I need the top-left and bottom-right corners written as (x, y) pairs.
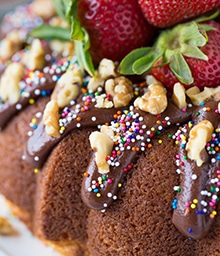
top-left (1, 1), bottom-right (220, 256)
top-left (83, 100), bottom-right (220, 255)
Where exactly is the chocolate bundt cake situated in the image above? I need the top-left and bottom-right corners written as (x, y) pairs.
top-left (1, 1), bottom-right (220, 256)
top-left (0, 3), bottom-right (144, 252)
top-left (83, 99), bottom-right (220, 255)
top-left (0, 1), bottom-right (93, 252)
top-left (23, 58), bottom-right (145, 254)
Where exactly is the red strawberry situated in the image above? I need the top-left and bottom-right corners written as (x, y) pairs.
top-left (152, 20), bottom-right (220, 91)
top-left (138, 0), bottom-right (220, 28)
top-left (120, 19), bottom-right (220, 91)
top-left (215, 8), bottom-right (220, 22)
top-left (77, 0), bottom-right (156, 64)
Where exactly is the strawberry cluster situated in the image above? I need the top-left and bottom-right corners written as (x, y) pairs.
top-left (31, 0), bottom-right (220, 91)
top-left (77, 0), bottom-right (220, 91)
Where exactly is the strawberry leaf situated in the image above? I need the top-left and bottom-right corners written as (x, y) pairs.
top-left (30, 0), bottom-right (95, 76)
top-left (120, 47), bottom-right (152, 74)
top-left (52, 0), bottom-right (76, 23)
top-left (181, 44), bottom-right (208, 60)
top-left (81, 28), bottom-right (90, 51)
top-left (199, 23), bottom-right (217, 32)
top-left (169, 52), bottom-right (193, 85)
top-left (29, 24), bottom-right (71, 41)
top-left (67, 0), bottom-right (95, 76)
top-left (133, 52), bottom-right (162, 75)
top-left (64, 0), bottom-right (75, 23)
top-left (75, 38), bottom-right (95, 77)
top-left (120, 18), bottom-right (213, 87)
top-left (69, 0), bottom-right (85, 41)
top-left (51, 0), bottom-right (66, 20)
top-left (194, 10), bottom-right (219, 23)
top-left (180, 22), bottom-right (208, 47)
top-left (70, 15), bottom-right (85, 41)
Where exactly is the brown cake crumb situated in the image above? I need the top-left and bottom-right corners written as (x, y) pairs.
top-left (86, 130), bottom-right (196, 255)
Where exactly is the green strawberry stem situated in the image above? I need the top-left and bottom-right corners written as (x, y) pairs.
top-left (51, 0), bottom-right (67, 20)
top-left (120, 11), bottom-right (218, 85)
top-left (74, 29), bottom-right (95, 76)
top-left (68, 0), bottom-right (95, 76)
top-left (29, 0), bottom-right (95, 77)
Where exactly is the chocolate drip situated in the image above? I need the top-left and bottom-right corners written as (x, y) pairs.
top-left (172, 157), bottom-right (220, 239)
top-left (172, 101), bottom-right (220, 239)
top-left (25, 97), bottom-right (124, 168)
top-left (81, 102), bottom-right (193, 210)
top-left (0, 71), bottom-right (56, 129)
top-left (0, 53), bottom-right (76, 129)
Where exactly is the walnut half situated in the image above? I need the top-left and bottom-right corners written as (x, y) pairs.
top-left (105, 76), bottom-right (134, 108)
top-left (186, 86), bottom-right (220, 106)
top-left (89, 126), bottom-right (114, 174)
top-left (0, 30), bottom-right (23, 59)
top-left (172, 82), bottom-right (187, 109)
top-left (87, 58), bottom-right (118, 92)
top-left (51, 70), bottom-right (82, 108)
top-left (186, 120), bottom-right (214, 167)
top-left (0, 63), bottom-right (24, 104)
top-left (22, 39), bottom-right (45, 70)
top-left (43, 100), bottom-right (60, 137)
top-left (134, 79), bottom-right (167, 115)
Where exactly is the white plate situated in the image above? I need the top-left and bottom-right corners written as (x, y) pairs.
top-left (0, 196), bottom-right (61, 256)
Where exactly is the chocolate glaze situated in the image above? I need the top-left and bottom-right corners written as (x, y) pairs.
top-left (0, 71), bottom-right (56, 129)
top-left (0, 51), bottom-right (76, 129)
top-left (81, 102), bottom-right (193, 210)
top-left (25, 97), bottom-right (124, 168)
top-left (172, 155), bottom-right (220, 239)
top-left (172, 101), bottom-right (220, 239)
top-left (81, 100), bottom-right (220, 239)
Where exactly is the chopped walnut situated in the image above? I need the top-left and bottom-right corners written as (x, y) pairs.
top-left (50, 40), bottom-right (75, 57)
top-left (172, 82), bottom-right (187, 109)
top-left (98, 58), bottom-right (117, 79)
top-left (43, 100), bottom-right (60, 137)
top-left (186, 120), bottom-right (214, 167)
top-left (88, 58), bottom-right (118, 92)
top-left (89, 126), bottom-right (114, 174)
top-left (31, 0), bottom-right (56, 20)
top-left (0, 30), bottom-right (23, 59)
top-left (214, 92), bottom-right (220, 102)
top-left (49, 17), bottom-right (70, 28)
top-left (0, 216), bottom-right (17, 236)
top-left (100, 125), bottom-right (115, 138)
top-left (0, 63), bottom-right (24, 104)
top-left (87, 74), bottom-right (105, 92)
top-left (186, 86), bottom-right (220, 106)
top-left (134, 81), bottom-right (167, 115)
top-left (146, 75), bottom-right (160, 85)
top-left (22, 39), bottom-right (45, 70)
top-left (105, 76), bottom-right (134, 108)
top-left (95, 95), bottom-right (114, 108)
top-left (51, 70), bottom-right (82, 108)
